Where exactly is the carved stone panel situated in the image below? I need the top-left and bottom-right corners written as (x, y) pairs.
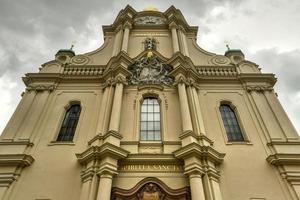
top-left (128, 55), bottom-right (174, 86)
top-left (134, 16), bottom-right (166, 25)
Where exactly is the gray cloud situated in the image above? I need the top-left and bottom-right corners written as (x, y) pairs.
top-left (0, 0), bottom-right (299, 133)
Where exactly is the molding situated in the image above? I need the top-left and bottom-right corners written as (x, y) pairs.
top-left (138, 84), bottom-right (165, 91)
top-left (196, 66), bottom-right (237, 77)
top-left (179, 131), bottom-right (213, 146)
top-left (0, 154), bottom-right (34, 167)
top-left (63, 65), bottom-right (105, 76)
top-left (267, 153), bottom-right (300, 165)
top-left (26, 83), bottom-right (57, 92)
top-left (267, 140), bottom-right (300, 146)
top-left (0, 140), bottom-right (33, 147)
top-left (48, 141), bottom-right (75, 146)
top-left (246, 85), bottom-right (274, 93)
top-left (122, 153), bottom-right (181, 164)
top-left (76, 143), bottom-right (129, 165)
top-left (173, 142), bottom-right (225, 164)
top-left (88, 134), bottom-right (104, 145)
top-left (103, 130), bottom-right (123, 140)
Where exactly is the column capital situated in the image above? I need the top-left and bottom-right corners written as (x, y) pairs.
top-left (174, 75), bottom-right (188, 86)
top-left (114, 74), bottom-right (127, 85)
top-left (115, 24), bottom-right (123, 33)
top-left (123, 21), bottom-right (132, 29)
top-left (169, 21), bottom-right (178, 29)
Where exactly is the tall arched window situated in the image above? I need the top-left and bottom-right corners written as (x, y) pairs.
top-left (57, 104), bottom-right (81, 141)
top-left (140, 97), bottom-right (161, 141)
top-left (219, 104), bottom-right (244, 141)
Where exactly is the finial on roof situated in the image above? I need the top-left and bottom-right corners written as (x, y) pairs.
top-left (226, 44), bottom-right (230, 51)
top-left (70, 41), bottom-right (76, 50)
top-left (143, 6), bottom-right (159, 11)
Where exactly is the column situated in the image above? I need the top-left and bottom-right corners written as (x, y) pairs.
top-left (112, 26), bottom-right (123, 56)
top-left (79, 180), bottom-right (91, 200)
top-left (189, 174), bottom-right (206, 200)
top-left (96, 174), bottom-right (113, 200)
top-left (121, 22), bottom-right (131, 52)
top-left (108, 79), bottom-right (124, 133)
top-left (178, 27), bottom-right (189, 56)
top-left (88, 174), bottom-right (99, 200)
top-left (169, 23), bottom-right (179, 53)
top-left (191, 87), bottom-right (206, 135)
top-left (177, 82), bottom-right (193, 132)
top-left (96, 84), bottom-right (113, 135)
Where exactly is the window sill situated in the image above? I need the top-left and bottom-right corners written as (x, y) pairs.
top-left (138, 141), bottom-right (163, 147)
top-left (225, 140), bottom-right (252, 145)
top-left (48, 141), bottom-right (75, 146)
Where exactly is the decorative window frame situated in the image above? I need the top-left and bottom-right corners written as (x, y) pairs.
top-left (133, 88), bottom-right (167, 144)
top-left (49, 100), bottom-right (84, 146)
top-left (216, 100), bottom-right (252, 145)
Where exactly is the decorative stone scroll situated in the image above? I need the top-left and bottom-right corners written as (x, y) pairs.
top-left (70, 55), bottom-right (90, 65)
top-left (134, 16), bottom-right (166, 25)
top-left (128, 54), bottom-right (174, 86)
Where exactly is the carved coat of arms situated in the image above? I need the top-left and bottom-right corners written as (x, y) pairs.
top-left (128, 53), bottom-right (173, 86)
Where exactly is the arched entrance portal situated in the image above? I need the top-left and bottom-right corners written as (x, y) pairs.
top-left (111, 177), bottom-right (190, 200)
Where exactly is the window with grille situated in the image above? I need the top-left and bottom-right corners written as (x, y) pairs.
top-left (140, 97), bottom-right (161, 141)
top-left (57, 104), bottom-right (81, 141)
top-left (219, 104), bottom-right (244, 141)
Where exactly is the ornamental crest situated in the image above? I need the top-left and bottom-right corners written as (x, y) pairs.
top-left (128, 52), bottom-right (173, 86)
top-left (134, 16), bottom-right (166, 25)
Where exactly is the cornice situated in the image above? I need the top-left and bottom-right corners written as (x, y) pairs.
top-left (0, 140), bottom-right (33, 146)
top-left (173, 142), bottom-right (225, 164)
top-left (267, 153), bottom-right (300, 165)
top-left (245, 85), bottom-right (274, 93)
top-left (0, 154), bottom-right (34, 167)
top-left (122, 153), bottom-right (181, 164)
top-left (238, 73), bottom-right (277, 86)
top-left (76, 143), bottom-right (129, 165)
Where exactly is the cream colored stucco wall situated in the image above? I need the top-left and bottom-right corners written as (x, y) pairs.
top-left (0, 6), bottom-right (300, 200)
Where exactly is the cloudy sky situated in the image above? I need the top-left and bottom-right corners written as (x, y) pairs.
top-left (0, 0), bottom-right (300, 134)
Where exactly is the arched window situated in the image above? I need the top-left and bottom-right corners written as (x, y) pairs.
top-left (140, 97), bottom-right (161, 141)
top-left (57, 104), bottom-right (81, 141)
top-left (219, 104), bottom-right (244, 141)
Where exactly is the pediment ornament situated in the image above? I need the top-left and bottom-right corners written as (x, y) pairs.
top-left (134, 16), bottom-right (166, 25)
top-left (128, 52), bottom-right (174, 86)
top-left (137, 183), bottom-right (164, 200)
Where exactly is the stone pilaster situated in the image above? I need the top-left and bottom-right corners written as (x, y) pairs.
top-left (121, 21), bottom-right (132, 52)
top-left (112, 25), bottom-right (123, 56)
top-left (169, 22), bottom-right (179, 53)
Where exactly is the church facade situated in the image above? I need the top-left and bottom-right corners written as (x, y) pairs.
top-left (0, 5), bottom-right (300, 200)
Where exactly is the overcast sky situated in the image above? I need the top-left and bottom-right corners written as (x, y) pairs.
top-left (0, 0), bottom-right (300, 134)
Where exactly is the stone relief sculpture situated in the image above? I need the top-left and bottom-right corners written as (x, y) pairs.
top-left (128, 54), bottom-right (173, 86)
top-left (134, 16), bottom-right (166, 25)
top-left (137, 183), bottom-right (163, 200)
top-left (128, 38), bottom-right (173, 86)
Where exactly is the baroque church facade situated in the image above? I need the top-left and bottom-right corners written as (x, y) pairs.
top-left (0, 5), bottom-right (300, 200)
